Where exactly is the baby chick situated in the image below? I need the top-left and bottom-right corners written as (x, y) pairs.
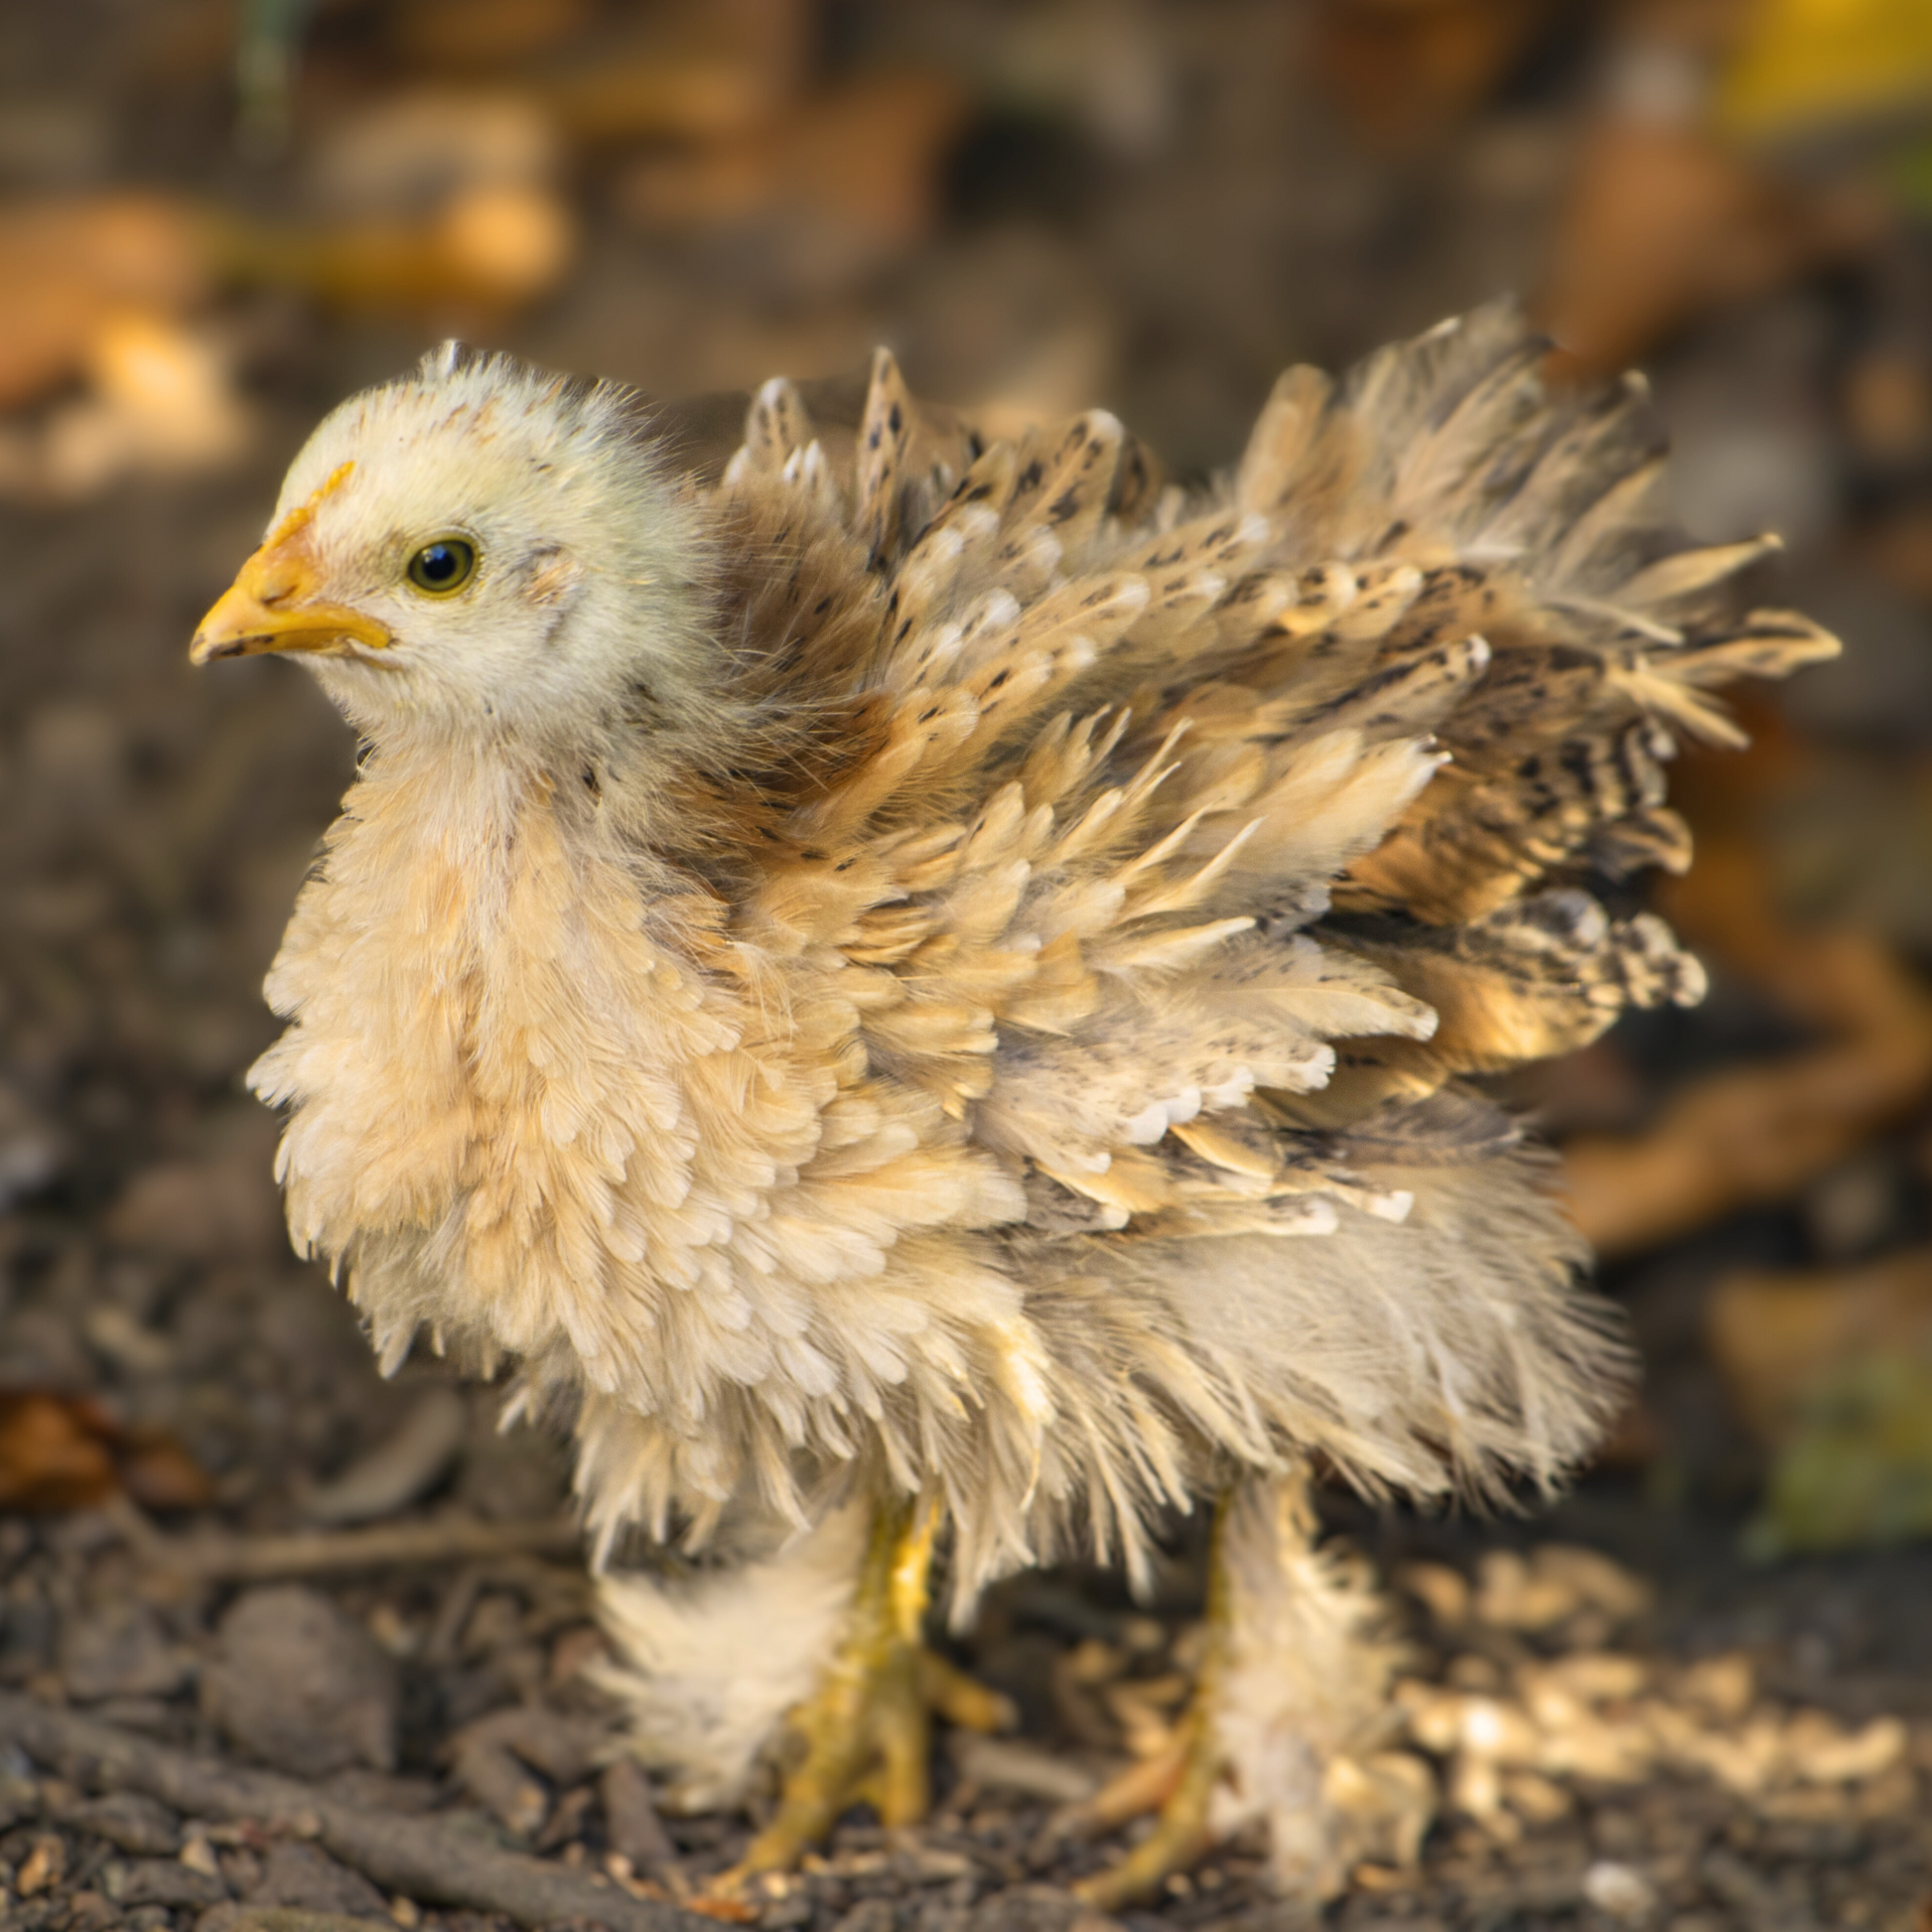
top-left (192, 308), bottom-right (1834, 1903)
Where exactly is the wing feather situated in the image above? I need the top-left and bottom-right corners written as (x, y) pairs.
top-left (619, 299), bottom-right (1836, 1574)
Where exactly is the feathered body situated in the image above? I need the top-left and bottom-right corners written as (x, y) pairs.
top-left (207, 305), bottom-right (1834, 1865)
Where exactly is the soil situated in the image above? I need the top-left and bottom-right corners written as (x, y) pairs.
top-left (5, 5), bottom-right (1932, 1929)
top-left (0, 357), bottom-right (1924, 1932)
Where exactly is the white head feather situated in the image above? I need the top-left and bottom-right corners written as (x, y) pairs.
top-left (238, 345), bottom-right (712, 758)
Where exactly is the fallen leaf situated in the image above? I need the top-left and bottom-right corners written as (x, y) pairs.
top-left (1313, 0), bottom-right (1559, 151)
top-left (1717, 0), bottom-right (1932, 142)
top-left (689, 1893), bottom-right (760, 1923)
top-left (0, 1391), bottom-right (212, 1512)
top-left (15, 1836), bottom-right (65, 1896)
top-left (0, 1392), bottom-right (116, 1510)
top-left (0, 194), bottom-right (206, 410)
top-left (1709, 1248), bottom-right (1932, 1440)
top-left (389, 0), bottom-right (595, 71)
top-left (203, 186), bottom-right (577, 317)
top-left (1, 309), bottom-right (255, 502)
top-left (533, 0), bottom-right (808, 148)
top-left (617, 70), bottom-right (971, 292)
top-left (1539, 117), bottom-right (1877, 380)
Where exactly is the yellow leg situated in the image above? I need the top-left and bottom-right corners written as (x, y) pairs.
top-left (1071, 1497), bottom-right (1232, 1911)
top-left (715, 1496), bottom-right (1013, 1889)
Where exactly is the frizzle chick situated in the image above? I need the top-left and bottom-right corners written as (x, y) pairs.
top-left (192, 309), bottom-right (1836, 1904)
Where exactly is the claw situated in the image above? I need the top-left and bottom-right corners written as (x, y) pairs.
top-left (710, 1495), bottom-right (1011, 1894)
top-left (919, 1650), bottom-right (1019, 1733)
top-left (1070, 1708), bottom-right (1218, 1909)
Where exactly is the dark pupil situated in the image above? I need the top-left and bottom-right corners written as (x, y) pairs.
top-left (420, 544), bottom-right (459, 583)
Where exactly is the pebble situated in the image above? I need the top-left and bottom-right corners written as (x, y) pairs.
top-left (199, 1583), bottom-right (399, 1776)
top-left (100, 1857), bottom-right (228, 1907)
top-left (64, 1785), bottom-right (181, 1847)
top-left (59, 1602), bottom-right (192, 1703)
top-left (250, 1839), bottom-right (390, 1917)
top-left (1582, 1859), bottom-right (1659, 1924)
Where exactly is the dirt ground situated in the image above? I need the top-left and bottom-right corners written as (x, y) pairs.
top-left (5, 4), bottom-right (1932, 1930)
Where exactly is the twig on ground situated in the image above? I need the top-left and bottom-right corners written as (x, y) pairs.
top-left (450, 1706), bottom-right (606, 1837)
top-left (140, 1514), bottom-right (583, 1582)
top-left (599, 1759), bottom-right (680, 1877)
top-left (209, 1914), bottom-right (398, 1932)
top-left (0, 1693), bottom-right (704, 1932)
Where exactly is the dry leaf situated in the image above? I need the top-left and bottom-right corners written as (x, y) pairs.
top-left (533, 0), bottom-right (808, 149)
top-left (0, 309), bottom-right (254, 502)
top-left (205, 186), bottom-right (576, 317)
top-left (0, 1392), bottom-right (118, 1510)
top-left (1538, 118), bottom-right (1877, 380)
top-left (0, 1391), bottom-right (212, 1513)
top-left (1313, 0), bottom-right (1559, 150)
top-left (389, 0), bottom-right (595, 71)
top-left (617, 70), bottom-right (971, 289)
top-left (1709, 1248), bottom-right (1932, 1442)
top-left (1717, 0), bottom-right (1932, 142)
top-left (0, 194), bottom-right (206, 410)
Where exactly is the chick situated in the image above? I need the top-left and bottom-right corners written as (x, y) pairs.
top-left (192, 307), bottom-right (1835, 1903)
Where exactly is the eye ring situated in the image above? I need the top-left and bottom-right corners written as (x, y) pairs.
top-left (406, 536), bottom-right (478, 596)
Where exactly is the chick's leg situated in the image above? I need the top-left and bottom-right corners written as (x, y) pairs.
top-left (723, 1495), bottom-right (1010, 1884)
top-left (1070, 1498), bottom-right (1234, 1910)
top-left (1073, 1467), bottom-right (1429, 1911)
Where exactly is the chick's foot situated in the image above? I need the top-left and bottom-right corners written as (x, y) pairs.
top-left (1071, 1713), bottom-right (1220, 1908)
top-left (1069, 1548), bottom-right (1230, 1911)
top-left (715, 1496), bottom-right (1012, 1889)
top-left (1072, 1470), bottom-right (1426, 1911)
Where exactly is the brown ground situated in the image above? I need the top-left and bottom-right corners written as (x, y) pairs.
top-left (6, 4), bottom-right (1932, 1930)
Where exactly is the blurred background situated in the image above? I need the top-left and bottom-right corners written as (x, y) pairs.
top-left (6, 0), bottom-right (1932, 1922)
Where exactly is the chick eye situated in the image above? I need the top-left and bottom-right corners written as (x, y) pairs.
top-left (406, 537), bottom-right (477, 596)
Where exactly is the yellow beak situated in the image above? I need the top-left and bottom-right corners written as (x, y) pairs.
top-left (190, 542), bottom-right (391, 665)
